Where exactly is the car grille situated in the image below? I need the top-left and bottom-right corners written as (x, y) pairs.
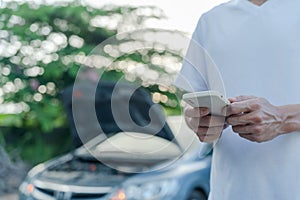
top-left (72, 193), bottom-right (107, 199)
top-left (36, 187), bottom-right (54, 196)
top-left (33, 184), bottom-right (108, 200)
top-left (29, 158), bottom-right (130, 199)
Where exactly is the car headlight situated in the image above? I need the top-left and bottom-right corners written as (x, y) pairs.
top-left (19, 181), bottom-right (35, 196)
top-left (110, 179), bottom-right (179, 200)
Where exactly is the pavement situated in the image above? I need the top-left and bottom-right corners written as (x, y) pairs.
top-left (0, 194), bottom-right (18, 200)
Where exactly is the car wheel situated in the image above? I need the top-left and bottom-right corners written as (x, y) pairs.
top-left (187, 190), bottom-right (207, 200)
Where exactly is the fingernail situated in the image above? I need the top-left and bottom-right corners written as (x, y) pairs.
top-left (228, 97), bottom-right (236, 102)
top-left (200, 107), bottom-right (209, 113)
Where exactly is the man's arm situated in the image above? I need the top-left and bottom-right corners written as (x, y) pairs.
top-left (277, 104), bottom-right (300, 133)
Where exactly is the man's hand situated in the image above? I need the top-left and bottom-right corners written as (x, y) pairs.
top-left (226, 95), bottom-right (284, 143)
top-left (184, 105), bottom-right (226, 143)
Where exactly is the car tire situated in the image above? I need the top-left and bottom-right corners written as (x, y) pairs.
top-left (187, 190), bottom-right (207, 200)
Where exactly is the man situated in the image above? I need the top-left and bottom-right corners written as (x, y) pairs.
top-left (175, 0), bottom-right (300, 199)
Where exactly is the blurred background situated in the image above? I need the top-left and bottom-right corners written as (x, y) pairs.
top-left (0, 0), bottom-right (226, 197)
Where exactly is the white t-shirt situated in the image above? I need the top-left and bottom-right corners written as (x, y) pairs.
top-left (175, 0), bottom-right (300, 199)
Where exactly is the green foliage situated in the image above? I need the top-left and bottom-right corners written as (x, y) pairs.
top-left (0, 1), bottom-right (182, 165)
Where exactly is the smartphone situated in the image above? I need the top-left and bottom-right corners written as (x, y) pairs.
top-left (183, 90), bottom-right (230, 116)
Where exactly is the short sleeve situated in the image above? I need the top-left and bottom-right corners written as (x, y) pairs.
top-left (174, 17), bottom-right (209, 92)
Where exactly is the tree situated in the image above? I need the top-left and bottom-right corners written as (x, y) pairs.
top-left (0, 1), bottom-right (182, 165)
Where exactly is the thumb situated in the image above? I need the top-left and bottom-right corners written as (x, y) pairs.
top-left (228, 95), bottom-right (257, 103)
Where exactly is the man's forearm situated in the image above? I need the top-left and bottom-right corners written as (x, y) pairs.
top-left (278, 104), bottom-right (300, 134)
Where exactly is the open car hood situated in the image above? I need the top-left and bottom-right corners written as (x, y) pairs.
top-left (62, 81), bottom-right (182, 171)
top-left (74, 131), bottom-right (182, 172)
top-left (62, 81), bottom-right (179, 146)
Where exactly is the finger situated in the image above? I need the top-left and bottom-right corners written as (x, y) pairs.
top-left (228, 95), bottom-right (257, 103)
top-left (198, 134), bottom-right (221, 143)
top-left (227, 96), bottom-right (265, 117)
top-left (184, 117), bottom-right (192, 130)
top-left (226, 103), bottom-right (250, 116)
top-left (226, 99), bottom-right (257, 116)
top-left (184, 106), bottom-right (210, 118)
top-left (238, 133), bottom-right (257, 142)
top-left (199, 115), bottom-right (226, 127)
top-left (230, 126), bottom-right (257, 141)
top-left (194, 126), bottom-right (224, 137)
top-left (232, 124), bottom-right (264, 134)
top-left (185, 116), bottom-right (197, 130)
top-left (232, 125), bottom-right (250, 133)
top-left (187, 117), bottom-right (201, 129)
top-left (238, 133), bottom-right (268, 143)
top-left (227, 113), bottom-right (251, 126)
top-left (227, 111), bottom-right (263, 126)
top-left (185, 116), bottom-right (212, 130)
top-left (195, 127), bottom-right (223, 143)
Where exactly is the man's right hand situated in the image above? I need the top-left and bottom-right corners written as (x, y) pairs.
top-left (184, 105), bottom-right (226, 143)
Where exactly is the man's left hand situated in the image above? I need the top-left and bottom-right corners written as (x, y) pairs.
top-left (226, 95), bottom-right (284, 143)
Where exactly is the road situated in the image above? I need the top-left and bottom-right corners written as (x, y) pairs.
top-left (0, 194), bottom-right (18, 200)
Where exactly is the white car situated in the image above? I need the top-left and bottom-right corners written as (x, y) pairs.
top-left (19, 82), bottom-right (211, 200)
